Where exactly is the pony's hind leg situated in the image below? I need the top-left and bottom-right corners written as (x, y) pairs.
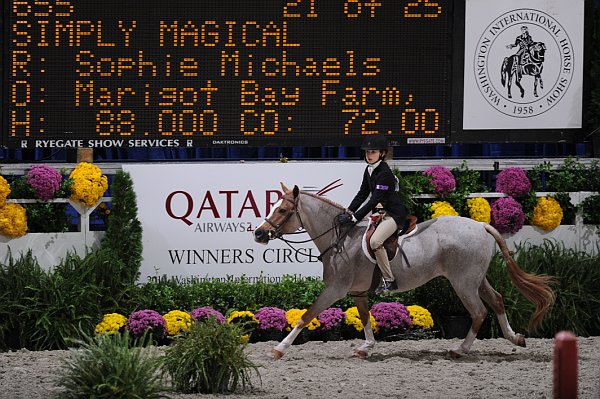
top-left (447, 281), bottom-right (489, 358)
top-left (479, 278), bottom-right (526, 347)
top-left (352, 293), bottom-right (376, 357)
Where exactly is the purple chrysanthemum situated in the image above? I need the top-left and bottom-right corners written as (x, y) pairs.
top-left (370, 302), bottom-right (412, 331)
top-left (491, 197), bottom-right (525, 234)
top-left (190, 306), bottom-right (226, 324)
top-left (254, 307), bottom-right (287, 331)
top-left (126, 309), bottom-right (167, 338)
top-left (318, 308), bottom-right (346, 331)
top-left (423, 166), bottom-right (456, 196)
top-left (26, 164), bottom-right (62, 201)
top-left (495, 167), bottom-right (531, 197)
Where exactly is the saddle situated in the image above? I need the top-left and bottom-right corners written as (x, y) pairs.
top-left (364, 215), bottom-right (417, 261)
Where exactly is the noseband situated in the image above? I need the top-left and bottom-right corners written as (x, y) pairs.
top-left (263, 196), bottom-right (302, 239)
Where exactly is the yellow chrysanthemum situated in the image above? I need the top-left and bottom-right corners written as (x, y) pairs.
top-left (430, 201), bottom-right (458, 218)
top-left (466, 197), bottom-right (491, 223)
top-left (406, 305), bottom-right (434, 329)
top-left (163, 310), bottom-right (193, 336)
top-left (94, 313), bottom-right (128, 336)
top-left (227, 310), bottom-right (256, 324)
top-left (531, 196), bottom-right (563, 231)
top-left (285, 308), bottom-right (320, 331)
top-left (0, 176), bottom-right (10, 207)
top-left (0, 203), bottom-right (28, 238)
top-left (69, 162), bottom-right (108, 206)
top-left (344, 306), bottom-right (378, 334)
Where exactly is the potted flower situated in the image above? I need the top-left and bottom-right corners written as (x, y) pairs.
top-left (252, 306), bottom-right (287, 342)
top-left (126, 309), bottom-right (167, 344)
top-left (0, 176), bottom-right (10, 206)
top-left (69, 162), bottom-right (108, 206)
top-left (423, 166), bottom-right (456, 196)
top-left (285, 308), bottom-right (320, 344)
top-left (491, 197), bottom-right (525, 234)
top-left (163, 310), bottom-right (193, 337)
top-left (191, 306), bottom-right (226, 324)
top-left (466, 197), bottom-right (491, 223)
top-left (26, 164), bottom-right (63, 201)
top-left (342, 306), bottom-right (378, 340)
top-left (495, 167), bottom-right (531, 197)
top-left (530, 196), bottom-right (563, 231)
top-left (406, 305), bottom-right (434, 329)
top-left (405, 305), bottom-right (438, 340)
top-left (0, 202), bottom-right (28, 238)
top-left (430, 201), bottom-right (459, 218)
top-left (370, 302), bottom-right (412, 341)
top-left (226, 310), bottom-right (258, 342)
top-left (317, 307), bottom-right (346, 342)
top-left (94, 313), bottom-right (128, 336)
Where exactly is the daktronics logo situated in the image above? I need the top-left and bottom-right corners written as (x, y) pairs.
top-left (163, 179), bottom-right (344, 230)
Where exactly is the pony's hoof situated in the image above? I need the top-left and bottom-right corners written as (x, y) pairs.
top-left (272, 348), bottom-right (284, 359)
top-left (449, 349), bottom-right (463, 359)
top-left (353, 349), bottom-right (368, 358)
top-left (516, 334), bottom-right (526, 347)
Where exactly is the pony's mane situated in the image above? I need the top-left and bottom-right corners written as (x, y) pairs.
top-left (299, 191), bottom-right (345, 210)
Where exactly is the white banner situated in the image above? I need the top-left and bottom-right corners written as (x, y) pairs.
top-left (463, 0), bottom-right (584, 130)
top-left (123, 162), bottom-right (366, 283)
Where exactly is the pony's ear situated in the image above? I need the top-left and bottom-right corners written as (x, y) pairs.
top-left (293, 185), bottom-right (299, 198)
top-left (280, 182), bottom-right (290, 192)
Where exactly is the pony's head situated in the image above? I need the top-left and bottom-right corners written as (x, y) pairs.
top-left (254, 183), bottom-right (303, 244)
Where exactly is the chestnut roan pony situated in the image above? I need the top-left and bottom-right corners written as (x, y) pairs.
top-left (253, 184), bottom-right (555, 359)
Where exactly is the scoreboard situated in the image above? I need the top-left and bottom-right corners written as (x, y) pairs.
top-left (4, 0), bottom-right (453, 149)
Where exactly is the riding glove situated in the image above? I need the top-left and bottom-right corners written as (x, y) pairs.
top-left (336, 213), bottom-right (356, 225)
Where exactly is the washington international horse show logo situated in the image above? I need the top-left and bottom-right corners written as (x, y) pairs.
top-left (473, 8), bottom-right (574, 118)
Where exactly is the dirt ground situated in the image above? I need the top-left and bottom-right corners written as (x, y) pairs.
top-left (0, 337), bottom-right (599, 399)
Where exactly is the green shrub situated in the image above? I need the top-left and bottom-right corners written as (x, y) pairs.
top-left (163, 318), bottom-right (260, 394)
top-left (579, 194), bottom-right (600, 225)
top-left (0, 250), bottom-right (48, 350)
top-left (0, 249), bottom-right (139, 350)
top-left (101, 170), bottom-right (143, 285)
top-left (487, 240), bottom-right (600, 337)
top-left (57, 331), bottom-right (168, 399)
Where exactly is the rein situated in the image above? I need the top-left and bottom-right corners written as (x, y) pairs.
top-left (264, 194), bottom-right (350, 262)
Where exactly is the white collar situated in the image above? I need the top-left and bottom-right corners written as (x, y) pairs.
top-left (367, 160), bottom-right (382, 175)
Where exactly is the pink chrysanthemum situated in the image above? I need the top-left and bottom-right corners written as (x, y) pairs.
top-left (495, 167), bottom-right (531, 197)
top-left (190, 306), bottom-right (226, 324)
top-left (26, 164), bottom-right (63, 201)
top-left (370, 302), bottom-right (412, 331)
top-left (423, 166), bottom-right (456, 196)
top-left (491, 197), bottom-right (525, 234)
top-left (254, 307), bottom-right (287, 331)
top-left (126, 309), bottom-right (167, 338)
top-left (318, 308), bottom-right (346, 331)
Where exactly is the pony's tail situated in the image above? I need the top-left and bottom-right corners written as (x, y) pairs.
top-left (484, 223), bottom-right (556, 331)
top-left (501, 58), bottom-right (508, 86)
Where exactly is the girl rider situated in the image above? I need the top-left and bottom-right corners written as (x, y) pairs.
top-left (336, 134), bottom-right (407, 294)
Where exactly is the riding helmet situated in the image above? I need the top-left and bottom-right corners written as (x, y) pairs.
top-left (360, 134), bottom-right (389, 150)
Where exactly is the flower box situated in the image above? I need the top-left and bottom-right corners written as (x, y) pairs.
top-left (0, 231), bottom-right (103, 267)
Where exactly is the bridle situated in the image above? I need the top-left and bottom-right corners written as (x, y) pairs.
top-left (261, 193), bottom-right (350, 261)
top-left (263, 196), bottom-right (303, 240)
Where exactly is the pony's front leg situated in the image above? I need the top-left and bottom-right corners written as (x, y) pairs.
top-left (352, 294), bottom-right (376, 357)
top-left (272, 284), bottom-right (348, 359)
top-left (272, 323), bottom-right (305, 359)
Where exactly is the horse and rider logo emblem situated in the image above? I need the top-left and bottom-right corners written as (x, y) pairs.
top-left (473, 8), bottom-right (574, 118)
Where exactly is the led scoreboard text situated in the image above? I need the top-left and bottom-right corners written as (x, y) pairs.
top-left (6, 0), bottom-right (452, 149)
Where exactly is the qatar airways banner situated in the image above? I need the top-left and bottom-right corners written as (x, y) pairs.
top-left (463, 0), bottom-right (584, 129)
top-left (123, 163), bottom-right (365, 283)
